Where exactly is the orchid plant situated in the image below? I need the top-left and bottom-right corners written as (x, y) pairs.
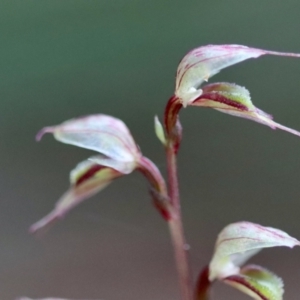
top-left (27, 44), bottom-right (300, 300)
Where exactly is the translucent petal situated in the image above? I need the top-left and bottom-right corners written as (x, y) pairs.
top-left (192, 82), bottom-right (300, 138)
top-left (176, 44), bottom-right (300, 106)
top-left (209, 222), bottom-right (300, 281)
top-left (30, 160), bottom-right (121, 234)
top-left (36, 114), bottom-right (140, 162)
top-left (215, 108), bottom-right (300, 137)
top-left (88, 155), bottom-right (137, 174)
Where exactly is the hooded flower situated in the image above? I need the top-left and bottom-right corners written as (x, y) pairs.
top-left (165, 44), bottom-right (300, 138)
top-left (31, 114), bottom-right (168, 233)
top-left (196, 221), bottom-right (300, 300)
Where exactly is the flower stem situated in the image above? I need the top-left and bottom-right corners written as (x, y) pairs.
top-left (166, 143), bottom-right (193, 300)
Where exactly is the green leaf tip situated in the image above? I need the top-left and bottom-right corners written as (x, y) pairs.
top-left (154, 115), bottom-right (166, 146)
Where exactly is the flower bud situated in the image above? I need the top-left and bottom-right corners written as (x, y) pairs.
top-left (154, 115), bottom-right (166, 146)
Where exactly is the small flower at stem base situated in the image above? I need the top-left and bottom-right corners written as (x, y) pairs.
top-left (201, 221), bottom-right (300, 300)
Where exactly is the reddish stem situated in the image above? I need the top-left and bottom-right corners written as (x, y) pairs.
top-left (194, 266), bottom-right (211, 300)
top-left (138, 156), bottom-right (168, 195)
top-left (138, 156), bottom-right (174, 220)
top-left (164, 96), bottom-right (183, 153)
top-left (166, 141), bottom-right (193, 300)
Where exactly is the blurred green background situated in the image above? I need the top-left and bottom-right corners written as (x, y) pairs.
top-left (1, 1), bottom-right (300, 299)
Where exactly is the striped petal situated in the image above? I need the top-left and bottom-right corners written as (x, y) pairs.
top-left (209, 221), bottom-right (300, 281)
top-left (175, 44), bottom-right (300, 106)
top-left (37, 114), bottom-right (140, 162)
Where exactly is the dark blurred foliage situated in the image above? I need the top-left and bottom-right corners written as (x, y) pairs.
top-left (1, 1), bottom-right (300, 299)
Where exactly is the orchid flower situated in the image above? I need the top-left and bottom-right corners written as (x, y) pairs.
top-left (164, 44), bottom-right (300, 145)
top-left (31, 114), bottom-right (168, 233)
top-left (196, 221), bottom-right (300, 300)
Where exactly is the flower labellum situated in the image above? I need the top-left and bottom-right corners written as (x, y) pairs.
top-left (205, 221), bottom-right (300, 300)
top-left (191, 82), bottom-right (300, 137)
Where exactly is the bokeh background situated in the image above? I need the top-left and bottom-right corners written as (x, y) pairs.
top-left (1, 1), bottom-right (300, 299)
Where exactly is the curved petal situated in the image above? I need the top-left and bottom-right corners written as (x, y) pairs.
top-left (36, 114), bottom-right (140, 162)
top-left (88, 155), bottom-right (137, 174)
top-left (209, 222), bottom-right (300, 281)
top-left (192, 82), bottom-right (300, 137)
top-left (30, 160), bottom-right (122, 234)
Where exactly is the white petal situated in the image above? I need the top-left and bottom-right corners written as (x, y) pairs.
top-left (209, 222), bottom-right (300, 281)
top-left (88, 155), bottom-right (137, 174)
top-left (37, 114), bottom-right (140, 162)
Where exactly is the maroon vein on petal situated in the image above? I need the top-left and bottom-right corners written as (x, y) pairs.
top-left (193, 92), bottom-right (249, 111)
top-left (224, 275), bottom-right (268, 300)
top-left (75, 165), bottom-right (106, 186)
top-left (36, 127), bottom-right (137, 155)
